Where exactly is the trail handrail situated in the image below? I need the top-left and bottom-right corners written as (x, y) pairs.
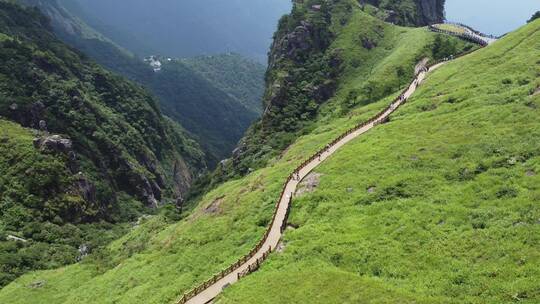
top-left (443, 21), bottom-right (500, 39)
top-left (176, 43), bottom-right (484, 304)
top-left (428, 25), bottom-right (489, 46)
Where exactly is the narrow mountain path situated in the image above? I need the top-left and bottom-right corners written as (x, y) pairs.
top-left (177, 20), bottom-right (498, 304)
top-left (179, 62), bottom-right (447, 304)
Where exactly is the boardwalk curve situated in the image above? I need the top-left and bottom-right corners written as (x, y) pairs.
top-left (177, 60), bottom-right (453, 304)
top-left (177, 28), bottom-right (493, 304)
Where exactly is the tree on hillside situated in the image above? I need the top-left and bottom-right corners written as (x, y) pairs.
top-left (528, 11), bottom-right (540, 23)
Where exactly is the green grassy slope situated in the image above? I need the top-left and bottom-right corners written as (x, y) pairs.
top-left (225, 0), bottom-right (471, 178)
top-left (0, 5), bottom-right (477, 304)
top-left (217, 20), bottom-right (540, 303)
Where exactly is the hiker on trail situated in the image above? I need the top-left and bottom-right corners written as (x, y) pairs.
top-left (295, 172), bottom-right (300, 180)
top-left (326, 144), bottom-right (331, 153)
top-left (318, 152), bottom-right (322, 161)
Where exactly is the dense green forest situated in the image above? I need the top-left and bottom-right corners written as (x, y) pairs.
top-left (15, 0), bottom-right (266, 163)
top-left (181, 53), bottom-right (265, 115)
top-left (0, 2), bottom-right (205, 287)
top-left (144, 58), bottom-right (261, 165)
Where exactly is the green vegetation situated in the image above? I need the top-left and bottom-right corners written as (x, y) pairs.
top-left (145, 58), bottom-right (260, 165)
top-left (225, 0), bottom-right (473, 178)
top-left (15, 0), bottom-right (265, 163)
top-left (0, 2), bottom-right (205, 287)
top-left (0, 1), bottom-right (489, 303)
top-left (181, 53), bottom-right (265, 115)
top-left (218, 19), bottom-right (540, 303)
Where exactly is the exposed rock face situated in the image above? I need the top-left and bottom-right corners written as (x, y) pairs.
top-left (360, 0), bottom-right (445, 26)
top-left (204, 196), bottom-right (225, 214)
top-left (296, 173), bottom-right (322, 197)
top-left (415, 0), bottom-right (446, 25)
top-left (33, 134), bottom-right (73, 153)
top-left (75, 173), bottom-right (97, 204)
top-left (270, 21), bottom-right (314, 65)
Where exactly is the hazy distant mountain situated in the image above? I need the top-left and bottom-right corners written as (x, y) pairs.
top-left (62, 0), bottom-right (291, 63)
top-left (16, 0), bottom-right (266, 163)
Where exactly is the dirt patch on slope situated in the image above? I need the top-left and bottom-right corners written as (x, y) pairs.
top-left (295, 172), bottom-right (322, 197)
top-left (205, 196), bottom-right (225, 214)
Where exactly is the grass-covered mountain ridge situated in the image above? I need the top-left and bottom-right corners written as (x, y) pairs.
top-left (0, 0), bottom-right (538, 303)
top-left (2, 0), bottom-right (524, 303)
top-left (215, 0), bottom-right (448, 181)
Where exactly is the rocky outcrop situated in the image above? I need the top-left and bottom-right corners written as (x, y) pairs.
top-left (33, 134), bottom-right (73, 153)
top-left (270, 21), bottom-right (314, 65)
top-left (360, 0), bottom-right (445, 26)
top-left (74, 173), bottom-right (97, 204)
top-left (414, 0), bottom-right (445, 25)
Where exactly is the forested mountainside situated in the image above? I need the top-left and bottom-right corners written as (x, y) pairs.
top-left (0, 2), bottom-right (206, 287)
top-left (143, 58), bottom-right (261, 165)
top-left (15, 0), bottom-right (265, 163)
top-left (181, 53), bottom-right (265, 115)
top-left (0, 1), bottom-right (494, 302)
top-left (221, 0), bottom-right (456, 179)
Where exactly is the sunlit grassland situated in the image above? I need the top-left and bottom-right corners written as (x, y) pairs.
top-left (0, 5), bottom-right (502, 304)
top-left (217, 20), bottom-right (540, 304)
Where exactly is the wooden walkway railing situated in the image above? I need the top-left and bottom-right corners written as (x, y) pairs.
top-left (428, 24), bottom-right (496, 46)
top-left (176, 38), bottom-right (486, 304)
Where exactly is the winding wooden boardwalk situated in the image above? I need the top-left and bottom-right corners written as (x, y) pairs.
top-left (181, 62), bottom-right (446, 304)
top-left (176, 21), bottom-right (498, 304)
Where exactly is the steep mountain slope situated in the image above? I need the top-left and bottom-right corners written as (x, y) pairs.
top-left (15, 0), bottom-right (265, 163)
top-left (218, 19), bottom-right (540, 304)
top-left (0, 2), bottom-right (205, 287)
top-left (224, 0), bottom-right (459, 177)
top-left (359, 0), bottom-right (445, 26)
top-left (181, 53), bottom-right (265, 115)
top-left (0, 1), bottom-right (478, 302)
top-left (145, 58), bottom-right (260, 164)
